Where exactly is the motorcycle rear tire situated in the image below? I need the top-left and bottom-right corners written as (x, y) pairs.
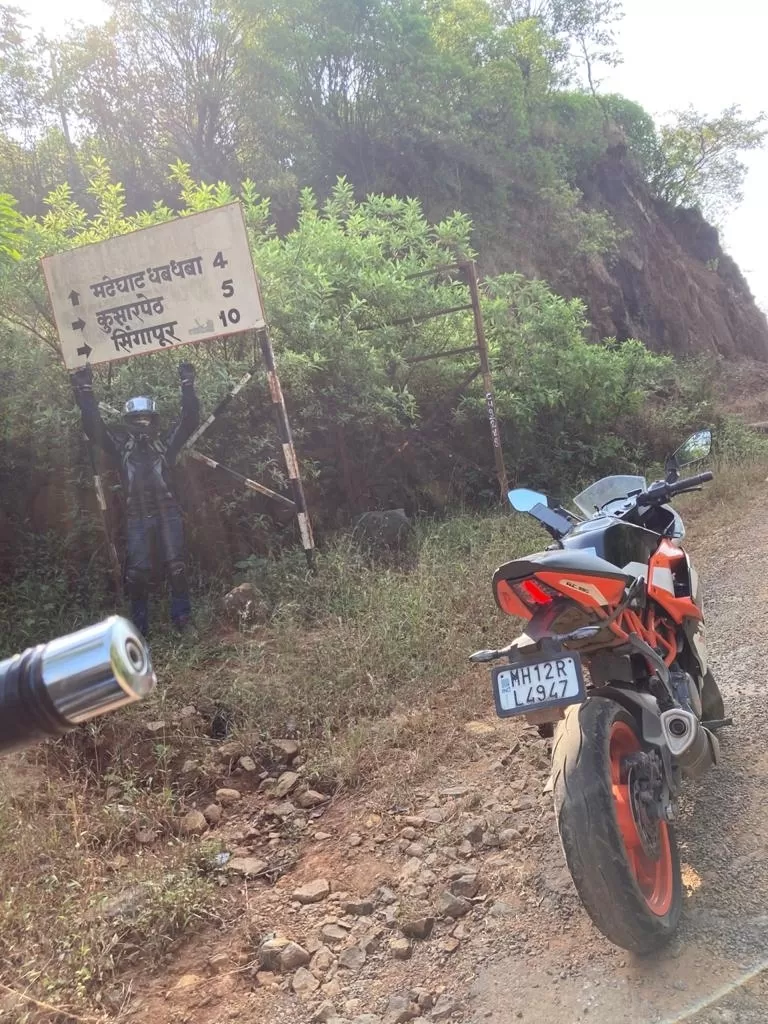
top-left (552, 697), bottom-right (683, 953)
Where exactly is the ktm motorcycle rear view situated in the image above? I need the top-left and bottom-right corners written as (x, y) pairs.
top-left (472, 430), bottom-right (726, 952)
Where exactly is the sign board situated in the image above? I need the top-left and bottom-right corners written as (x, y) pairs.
top-left (42, 203), bottom-right (266, 370)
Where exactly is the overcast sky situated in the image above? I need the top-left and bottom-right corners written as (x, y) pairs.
top-left (16, 0), bottom-right (768, 309)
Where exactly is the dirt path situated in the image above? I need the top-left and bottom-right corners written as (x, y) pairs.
top-left (135, 481), bottom-right (768, 1024)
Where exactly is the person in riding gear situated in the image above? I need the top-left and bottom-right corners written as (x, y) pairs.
top-left (71, 361), bottom-right (200, 635)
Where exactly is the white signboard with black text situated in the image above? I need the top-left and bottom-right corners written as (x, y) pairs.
top-left (42, 203), bottom-right (266, 369)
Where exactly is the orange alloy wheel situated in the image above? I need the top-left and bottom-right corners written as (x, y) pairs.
top-left (609, 720), bottom-right (674, 917)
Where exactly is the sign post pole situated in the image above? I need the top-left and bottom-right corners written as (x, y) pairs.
top-left (258, 328), bottom-right (316, 571)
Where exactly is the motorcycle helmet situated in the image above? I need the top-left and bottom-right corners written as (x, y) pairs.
top-left (124, 396), bottom-right (159, 429)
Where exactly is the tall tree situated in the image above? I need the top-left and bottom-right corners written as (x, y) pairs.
top-left (648, 104), bottom-right (767, 220)
top-left (57, 0), bottom-right (290, 204)
top-left (0, 5), bottom-right (66, 211)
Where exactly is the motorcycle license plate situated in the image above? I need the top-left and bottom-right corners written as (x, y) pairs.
top-left (492, 653), bottom-right (585, 719)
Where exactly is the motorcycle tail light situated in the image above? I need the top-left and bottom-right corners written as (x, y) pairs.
top-left (512, 578), bottom-right (559, 608)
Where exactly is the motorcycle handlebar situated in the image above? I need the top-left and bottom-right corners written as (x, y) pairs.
top-left (0, 617), bottom-right (155, 753)
top-left (670, 471), bottom-right (714, 493)
top-left (637, 470), bottom-right (714, 506)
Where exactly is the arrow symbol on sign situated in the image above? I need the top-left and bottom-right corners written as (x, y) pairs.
top-left (72, 317), bottom-right (86, 331)
top-left (68, 289), bottom-right (80, 306)
top-left (77, 342), bottom-right (92, 358)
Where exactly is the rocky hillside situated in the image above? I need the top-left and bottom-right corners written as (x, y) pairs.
top-left (489, 144), bottom-right (768, 362)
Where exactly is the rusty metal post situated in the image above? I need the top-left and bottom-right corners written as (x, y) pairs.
top-left (464, 260), bottom-right (509, 501)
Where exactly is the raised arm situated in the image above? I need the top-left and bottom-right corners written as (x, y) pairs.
top-left (164, 361), bottom-right (200, 464)
top-left (71, 365), bottom-right (119, 461)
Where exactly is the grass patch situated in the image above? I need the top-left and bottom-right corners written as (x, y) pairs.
top-left (152, 511), bottom-right (542, 766)
top-left (0, 760), bottom-right (221, 1016)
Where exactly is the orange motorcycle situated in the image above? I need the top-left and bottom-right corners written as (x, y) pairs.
top-left (471, 430), bottom-right (726, 952)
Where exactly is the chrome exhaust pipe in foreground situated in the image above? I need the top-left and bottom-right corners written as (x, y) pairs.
top-left (0, 616), bottom-right (155, 753)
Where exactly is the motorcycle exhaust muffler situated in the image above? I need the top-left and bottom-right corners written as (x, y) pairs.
top-left (660, 708), bottom-right (720, 778)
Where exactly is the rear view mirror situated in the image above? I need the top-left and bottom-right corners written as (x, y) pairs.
top-left (673, 429), bottom-right (712, 469)
top-left (508, 488), bottom-right (548, 512)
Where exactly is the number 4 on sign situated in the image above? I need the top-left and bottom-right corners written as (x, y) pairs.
top-left (213, 251), bottom-right (228, 269)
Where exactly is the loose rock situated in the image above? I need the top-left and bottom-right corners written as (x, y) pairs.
top-left (180, 810), bottom-right (207, 835)
top-left (280, 942), bottom-right (312, 972)
top-left (203, 803), bottom-right (222, 825)
top-left (338, 945), bottom-right (366, 971)
top-left (259, 937), bottom-right (310, 972)
top-left (292, 966), bottom-right (320, 997)
top-left (228, 856), bottom-right (268, 878)
top-left (440, 937), bottom-right (460, 953)
top-left (216, 787), bottom-right (242, 806)
top-left (322, 977), bottom-right (343, 1000)
top-left (499, 828), bottom-right (522, 848)
top-left (310, 946), bottom-right (336, 975)
top-left (384, 994), bottom-right (418, 1024)
top-left (293, 878), bottom-right (331, 905)
top-left (297, 789), bottom-right (328, 809)
top-left (272, 738), bottom-right (301, 763)
top-left (312, 1001), bottom-right (338, 1022)
top-left (400, 916), bottom-right (434, 940)
top-left (450, 873), bottom-right (480, 898)
top-left (441, 786), bottom-right (470, 798)
top-left (404, 815), bottom-right (425, 828)
top-left (321, 923), bottom-right (349, 945)
top-left (207, 952), bottom-right (229, 975)
top-left (274, 771), bottom-right (300, 798)
top-left (376, 886), bottom-right (398, 906)
top-left (431, 994), bottom-right (461, 1020)
top-left (360, 927), bottom-right (385, 954)
top-left (405, 842), bottom-right (427, 858)
top-left (342, 899), bottom-right (374, 916)
top-left (436, 891), bottom-right (471, 919)
top-left (170, 973), bottom-right (202, 994)
top-left (239, 755), bottom-right (257, 772)
top-left (460, 820), bottom-right (484, 844)
top-left (268, 800), bottom-right (296, 819)
top-left (389, 936), bottom-right (413, 960)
